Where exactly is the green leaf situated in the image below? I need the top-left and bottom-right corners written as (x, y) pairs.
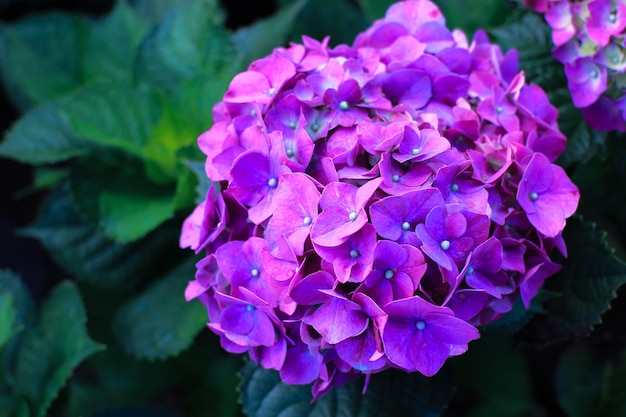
top-left (69, 154), bottom-right (174, 243)
top-left (544, 218), bottom-right (626, 335)
top-left (480, 290), bottom-right (556, 337)
top-left (15, 281), bottom-right (104, 417)
top-left (286, 0), bottom-right (370, 47)
top-left (555, 345), bottom-right (626, 417)
top-left (184, 159), bottom-right (212, 205)
top-left (142, 73), bottom-right (228, 182)
top-left (136, 0), bottom-right (241, 92)
top-left (490, 11), bottom-right (564, 89)
top-left (232, 0), bottom-right (308, 65)
top-left (22, 183), bottom-right (185, 290)
top-left (0, 391), bottom-right (29, 417)
top-left (0, 269), bottom-right (35, 389)
top-left (454, 338), bottom-right (543, 417)
top-left (0, 103), bottom-right (89, 164)
top-left (356, 0), bottom-right (395, 20)
top-left (555, 97), bottom-right (608, 168)
top-left (113, 259), bottom-right (207, 360)
top-left (0, 13), bottom-right (86, 110)
top-left (238, 362), bottom-right (454, 417)
top-left (88, 407), bottom-right (184, 417)
top-left (0, 293), bottom-right (19, 351)
top-left (434, 0), bottom-right (514, 36)
top-left (130, 0), bottom-right (225, 26)
top-left (83, 0), bottom-right (151, 84)
top-left (61, 83), bottom-right (163, 158)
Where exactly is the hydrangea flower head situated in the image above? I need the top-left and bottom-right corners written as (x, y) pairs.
top-left (182, 0), bottom-right (579, 398)
top-left (525, 0), bottom-right (626, 131)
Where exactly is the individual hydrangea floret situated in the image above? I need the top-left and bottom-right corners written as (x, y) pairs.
top-left (181, 0), bottom-right (580, 399)
top-left (524, 0), bottom-right (626, 131)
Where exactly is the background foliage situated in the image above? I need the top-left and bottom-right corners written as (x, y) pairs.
top-left (1, 0), bottom-right (625, 416)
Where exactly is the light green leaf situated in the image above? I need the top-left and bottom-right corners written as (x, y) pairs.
top-left (15, 281), bottom-right (104, 417)
top-left (239, 362), bottom-right (454, 417)
top-left (143, 72), bottom-right (227, 184)
top-left (113, 259), bottom-right (207, 360)
top-left (136, 0), bottom-right (241, 92)
top-left (69, 154), bottom-right (174, 243)
top-left (232, 0), bottom-right (308, 65)
top-left (0, 104), bottom-right (89, 164)
top-left (22, 183), bottom-right (184, 290)
top-left (61, 83), bottom-right (163, 158)
top-left (544, 218), bottom-right (626, 335)
top-left (83, 0), bottom-right (151, 84)
top-left (0, 13), bottom-right (86, 110)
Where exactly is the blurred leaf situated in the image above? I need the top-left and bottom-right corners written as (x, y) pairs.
top-left (0, 293), bottom-right (19, 351)
top-left (480, 290), bottom-right (556, 337)
top-left (556, 345), bottom-right (626, 417)
top-left (0, 269), bottom-right (35, 390)
top-left (0, 104), bottom-right (89, 164)
top-left (286, 0), bottom-right (370, 46)
top-left (544, 218), bottom-right (626, 335)
top-left (61, 83), bottom-right (163, 158)
top-left (239, 362), bottom-right (454, 417)
top-left (0, 13), bottom-right (86, 110)
top-left (232, 0), bottom-right (308, 65)
top-left (356, 0), bottom-right (394, 20)
top-left (83, 0), bottom-right (151, 84)
top-left (88, 407), bottom-right (184, 417)
top-left (434, 0), bottom-right (514, 36)
top-left (136, 0), bottom-right (241, 92)
top-left (22, 183), bottom-right (184, 290)
top-left (15, 281), bottom-right (104, 417)
top-left (556, 101), bottom-right (608, 168)
top-left (185, 159), bottom-right (212, 205)
top-left (70, 154), bottom-right (174, 243)
top-left (65, 345), bottom-right (182, 417)
top-left (0, 391), bottom-right (29, 417)
top-left (490, 11), bottom-right (564, 89)
top-left (113, 259), bottom-right (207, 360)
top-left (454, 338), bottom-right (543, 417)
top-left (130, 0), bottom-right (224, 26)
top-left (14, 167), bottom-right (69, 199)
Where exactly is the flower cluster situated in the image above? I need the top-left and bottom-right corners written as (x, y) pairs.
top-left (181, 0), bottom-right (579, 397)
top-left (525, 0), bottom-right (626, 131)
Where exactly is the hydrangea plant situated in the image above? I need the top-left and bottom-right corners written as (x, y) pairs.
top-left (181, 0), bottom-right (580, 398)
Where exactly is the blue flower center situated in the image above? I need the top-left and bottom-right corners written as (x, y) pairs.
top-left (411, 148), bottom-right (420, 155)
top-left (450, 183), bottom-right (459, 192)
top-left (467, 266), bottom-right (474, 275)
top-left (246, 304), bottom-right (256, 311)
top-left (590, 68), bottom-right (599, 79)
top-left (339, 101), bottom-right (349, 111)
top-left (267, 178), bottom-right (278, 188)
top-left (440, 240), bottom-right (451, 250)
top-left (609, 10), bottom-right (617, 24)
top-left (303, 216), bottom-right (312, 225)
top-left (268, 87), bottom-right (276, 95)
top-left (402, 221), bottom-right (411, 231)
top-left (286, 148), bottom-right (295, 157)
top-left (251, 268), bottom-right (260, 277)
top-left (392, 174), bottom-right (401, 183)
top-left (384, 269), bottom-right (394, 279)
top-left (496, 106), bottom-right (503, 114)
top-left (349, 211), bottom-right (358, 221)
top-left (529, 191), bottom-right (538, 201)
top-left (311, 123), bottom-right (320, 132)
top-left (350, 249), bottom-right (360, 258)
top-left (289, 121), bottom-right (297, 129)
top-left (416, 320), bottom-right (426, 330)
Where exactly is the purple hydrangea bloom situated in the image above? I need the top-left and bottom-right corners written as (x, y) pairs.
top-left (182, 0), bottom-right (579, 398)
top-left (525, 0), bottom-right (626, 130)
